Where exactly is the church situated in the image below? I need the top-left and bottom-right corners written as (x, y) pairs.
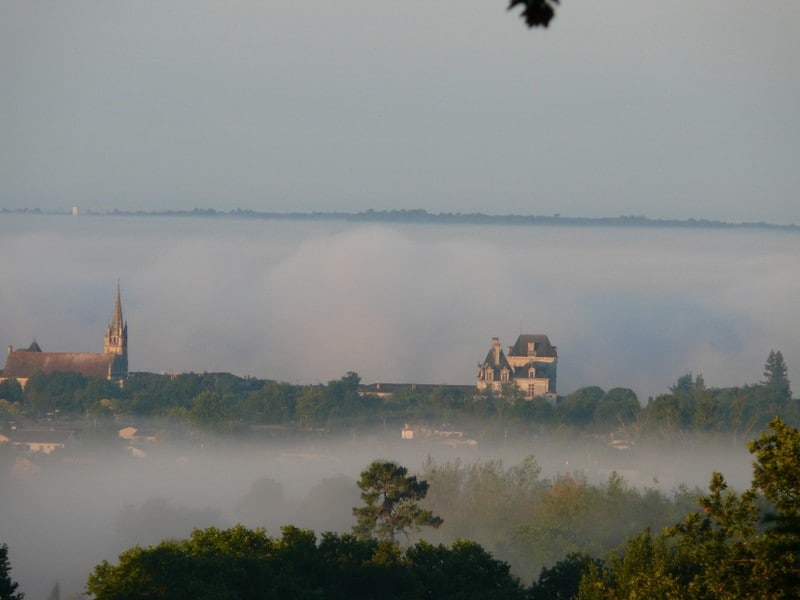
top-left (2, 285), bottom-right (128, 387)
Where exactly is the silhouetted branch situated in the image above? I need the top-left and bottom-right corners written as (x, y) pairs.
top-left (508, 0), bottom-right (560, 28)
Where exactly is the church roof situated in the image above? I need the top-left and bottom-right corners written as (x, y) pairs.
top-left (3, 350), bottom-right (118, 380)
top-left (508, 334), bottom-right (557, 358)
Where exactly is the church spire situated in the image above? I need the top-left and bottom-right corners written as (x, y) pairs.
top-left (104, 283), bottom-right (127, 358)
top-left (112, 281), bottom-right (123, 331)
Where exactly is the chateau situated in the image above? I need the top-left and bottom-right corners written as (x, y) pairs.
top-left (2, 286), bottom-right (128, 386)
top-left (476, 334), bottom-right (557, 398)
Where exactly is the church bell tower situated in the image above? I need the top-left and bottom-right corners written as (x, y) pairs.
top-left (104, 283), bottom-right (128, 368)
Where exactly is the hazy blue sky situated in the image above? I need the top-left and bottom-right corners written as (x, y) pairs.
top-left (2, 1), bottom-right (798, 223)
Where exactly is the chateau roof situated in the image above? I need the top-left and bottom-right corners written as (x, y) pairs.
top-left (508, 334), bottom-right (557, 358)
top-left (3, 350), bottom-right (117, 380)
top-left (482, 348), bottom-right (513, 371)
top-left (26, 340), bottom-right (42, 352)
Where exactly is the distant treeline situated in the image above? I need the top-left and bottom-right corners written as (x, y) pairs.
top-left (0, 362), bottom-right (796, 440)
top-left (2, 206), bottom-right (798, 230)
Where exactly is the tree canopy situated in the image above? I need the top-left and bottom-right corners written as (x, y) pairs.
top-left (86, 525), bottom-right (525, 599)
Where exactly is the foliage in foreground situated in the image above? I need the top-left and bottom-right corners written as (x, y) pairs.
top-left (86, 525), bottom-right (526, 600)
top-left (573, 417), bottom-right (800, 599)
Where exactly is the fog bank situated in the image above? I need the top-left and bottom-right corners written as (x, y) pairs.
top-left (0, 433), bottom-right (753, 597)
top-left (1, 215), bottom-right (798, 400)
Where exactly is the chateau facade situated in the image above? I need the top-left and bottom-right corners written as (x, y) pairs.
top-left (2, 286), bottom-right (128, 386)
top-left (477, 334), bottom-right (557, 398)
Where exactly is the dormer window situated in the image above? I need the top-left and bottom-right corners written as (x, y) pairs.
top-left (500, 369), bottom-right (509, 382)
top-left (528, 367), bottom-right (536, 378)
top-left (486, 370), bottom-right (494, 382)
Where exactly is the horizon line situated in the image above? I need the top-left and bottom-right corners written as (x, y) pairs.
top-left (2, 207), bottom-right (798, 230)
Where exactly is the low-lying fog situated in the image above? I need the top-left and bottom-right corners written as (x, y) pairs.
top-left (1, 434), bottom-right (754, 598)
top-left (1, 215), bottom-right (798, 400)
top-left (0, 214), bottom-right (797, 596)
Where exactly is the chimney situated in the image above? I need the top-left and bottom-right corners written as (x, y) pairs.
top-left (492, 337), bottom-right (501, 364)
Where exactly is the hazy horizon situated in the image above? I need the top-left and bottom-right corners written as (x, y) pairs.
top-left (6, 207), bottom-right (799, 228)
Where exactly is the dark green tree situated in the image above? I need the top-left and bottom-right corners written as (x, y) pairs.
top-left (23, 371), bottom-right (114, 416)
top-left (763, 350), bottom-right (792, 404)
top-left (353, 461), bottom-right (443, 543)
top-left (87, 525), bottom-right (525, 599)
top-left (406, 539), bottom-right (527, 599)
top-left (642, 373), bottom-right (709, 436)
top-left (559, 386), bottom-right (604, 427)
top-left (0, 544), bottom-right (23, 600)
top-left (189, 390), bottom-right (235, 431)
top-left (530, 552), bottom-right (602, 600)
top-left (690, 375), bottom-right (719, 431)
top-left (748, 418), bottom-right (800, 595)
top-left (238, 380), bottom-right (296, 424)
top-left (294, 386), bottom-right (327, 428)
top-left (0, 380), bottom-right (22, 404)
top-left (593, 387), bottom-right (640, 428)
top-left (749, 417), bottom-right (800, 515)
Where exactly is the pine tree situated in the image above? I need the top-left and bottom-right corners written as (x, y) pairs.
top-left (0, 544), bottom-right (23, 600)
top-left (763, 350), bottom-right (792, 403)
top-left (353, 461), bottom-right (443, 542)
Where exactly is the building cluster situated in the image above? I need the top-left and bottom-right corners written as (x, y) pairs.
top-left (1, 287), bottom-right (560, 401)
top-left (0, 285), bottom-right (560, 453)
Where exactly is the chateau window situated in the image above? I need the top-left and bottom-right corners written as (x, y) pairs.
top-left (529, 368), bottom-right (535, 378)
top-left (527, 384), bottom-right (534, 399)
top-left (500, 369), bottom-right (509, 382)
top-left (486, 370), bottom-right (494, 382)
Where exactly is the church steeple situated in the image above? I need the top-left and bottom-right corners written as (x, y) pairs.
top-left (104, 283), bottom-right (127, 357)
